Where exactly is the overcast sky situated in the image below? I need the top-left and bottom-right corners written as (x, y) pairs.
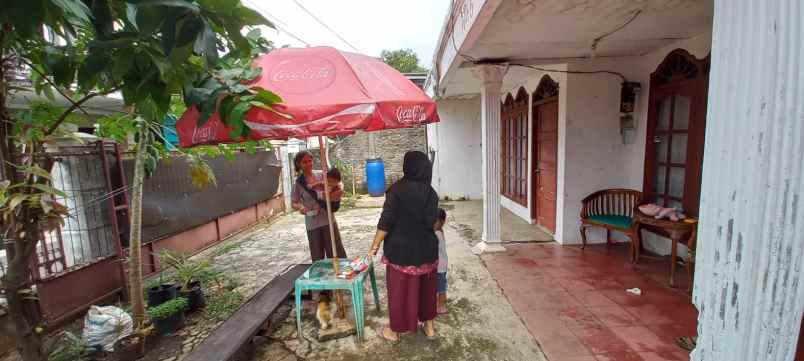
top-left (245, 0), bottom-right (451, 67)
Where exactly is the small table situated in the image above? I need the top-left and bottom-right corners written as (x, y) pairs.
top-left (633, 210), bottom-right (698, 287)
top-left (294, 259), bottom-right (380, 342)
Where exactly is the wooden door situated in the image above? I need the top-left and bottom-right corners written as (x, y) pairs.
top-left (644, 50), bottom-right (709, 216)
top-left (533, 100), bottom-right (558, 232)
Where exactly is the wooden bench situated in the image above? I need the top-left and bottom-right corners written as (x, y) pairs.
top-left (184, 263), bottom-right (309, 361)
top-left (580, 189), bottom-right (643, 261)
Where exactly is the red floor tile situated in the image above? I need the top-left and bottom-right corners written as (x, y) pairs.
top-left (485, 243), bottom-right (698, 360)
top-left (570, 290), bottom-right (623, 307)
top-left (572, 326), bottom-right (633, 355)
top-left (536, 325), bottom-right (595, 359)
top-left (552, 356), bottom-right (598, 361)
top-left (609, 326), bottom-right (677, 353)
top-left (588, 306), bottom-right (641, 327)
top-left (624, 305), bottom-right (679, 325)
top-left (594, 351), bottom-right (647, 361)
top-left (645, 323), bottom-right (698, 346)
top-left (635, 351), bottom-right (690, 361)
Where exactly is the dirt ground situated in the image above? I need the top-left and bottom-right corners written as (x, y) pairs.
top-left (245, 201), bottom-right (547, 361)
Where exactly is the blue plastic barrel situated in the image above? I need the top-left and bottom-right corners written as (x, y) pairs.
top-left (365, 158), bottom-right (386, 197)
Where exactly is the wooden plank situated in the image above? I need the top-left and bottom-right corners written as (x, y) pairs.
top-left (185, 264), bottom-right (309, 361)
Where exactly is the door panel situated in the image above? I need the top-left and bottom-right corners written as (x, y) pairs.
top-left (533, 100), bottom-right (558, 233)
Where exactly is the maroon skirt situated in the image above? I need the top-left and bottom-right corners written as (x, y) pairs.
top-left (385, 264), bottom-right (437, 333)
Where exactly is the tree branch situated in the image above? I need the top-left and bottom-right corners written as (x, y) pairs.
top-left (19, 58), bottom-right (91, 118)
top-left (45, 85), bottom-right (121, 136)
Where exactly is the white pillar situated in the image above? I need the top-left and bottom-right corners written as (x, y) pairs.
top-left (473, 64), bottom-right (508, 246)
top-left (693, 1), bottom-right (804, 360)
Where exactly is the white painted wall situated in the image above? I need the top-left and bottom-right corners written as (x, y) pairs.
top-left (428, 98), bottom-right (483, 200)
top-left (430, 33), bottom-right (712, 248)
top-left (559, 32), bottom-right (712, 249)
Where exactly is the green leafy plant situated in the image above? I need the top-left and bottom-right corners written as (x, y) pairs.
top-left (203, 289), bottom-right (244, 322)
top-left (156, 250), bottom-right (212, 289)
top-left (47, 332), bottom-right (89, 361)
top-left (147, 297), bottom-right (188, 320)
top-left (1, 0), bottom-right (285, 359)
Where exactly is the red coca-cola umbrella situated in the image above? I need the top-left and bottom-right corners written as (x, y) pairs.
top-left (176, 46), bottom-right (438, 146)
top-left (177, 46), bottom-right (438, 291)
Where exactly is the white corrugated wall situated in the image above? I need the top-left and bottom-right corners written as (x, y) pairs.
top-left (693, 0), bottom-right (803, 360)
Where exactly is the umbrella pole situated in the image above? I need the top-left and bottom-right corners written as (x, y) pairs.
top-left (318, 136), bottom-right (347, 319)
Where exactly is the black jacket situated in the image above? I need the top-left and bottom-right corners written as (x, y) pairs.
top-left (377, 151), bottom-right (438, 267)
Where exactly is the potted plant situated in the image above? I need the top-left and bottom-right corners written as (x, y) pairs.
top-left (114, 326), bottom-right (151, 361)
top-left (158, 250), bottom-right (210, 312)
top-left (48, 331), bottom-right (90, 361)
top-left (147, 270), bottom-right (178, 307)
top-left (147, 297), bottom-right (188, 335)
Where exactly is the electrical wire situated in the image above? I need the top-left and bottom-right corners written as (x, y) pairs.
top-left (242, 0), bottom-right (312, 47)
top-left (508, 63), bottom-right (628, 83)
top-left (289, 0), bottom-right (361, 52)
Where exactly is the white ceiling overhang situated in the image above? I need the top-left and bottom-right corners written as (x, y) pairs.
top-left (436, 0), bottom-right (713, 98)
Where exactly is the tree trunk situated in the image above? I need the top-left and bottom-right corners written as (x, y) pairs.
top-left (1, 53), bottom-right (45, 361)
top-left (4, 242), bottom-right (44, 361)
top-left (127, 122), bottom-right (147, 328)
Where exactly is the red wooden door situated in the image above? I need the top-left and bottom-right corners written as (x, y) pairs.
top-left (644, 50), bottom-right (709, 216)
top-left (533, 100), bottom-right (558, 232)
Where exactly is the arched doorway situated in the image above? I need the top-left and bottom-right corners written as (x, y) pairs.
top-left (531, 75), bottom-right (559, 232)
top-left (644, 49), bottom-right (710, 216)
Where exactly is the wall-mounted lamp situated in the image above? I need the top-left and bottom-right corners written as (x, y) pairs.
top-left (619, 82), bottom-right (642, 113)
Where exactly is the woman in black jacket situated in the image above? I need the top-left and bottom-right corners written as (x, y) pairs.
top-left (367, 151), bottom-right (439, 341)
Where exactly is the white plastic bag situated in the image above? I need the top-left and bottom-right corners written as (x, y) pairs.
top-left (82, 305), bottom-right (133, 352)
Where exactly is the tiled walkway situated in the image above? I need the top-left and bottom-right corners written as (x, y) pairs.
top-left (483, 243), bottom-right (698, 361)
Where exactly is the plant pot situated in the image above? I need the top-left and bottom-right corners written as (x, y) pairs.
top-left (179, 285), bottom-right (206, 312)
top-left (115, 334), bottom-right (146, 361)
top-left (147, 284), bottom-right (177, 307)
top-left (153, 311), bottom-right (186, 336)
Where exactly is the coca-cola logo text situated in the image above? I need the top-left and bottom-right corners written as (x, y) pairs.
top-left (192, 121), bottom-right (216, 143)
top-left (269, 57), bottom-right (336, 94)
top-left (395, 105), bottom-right (427, 124)
top-left (272, 66), bottom-right (332, 82)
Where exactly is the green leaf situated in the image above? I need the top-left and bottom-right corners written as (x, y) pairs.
top-left (136, 4), bottom-right (164, 34)
top-left (137, 0), bottom-right (200, 13)
top-left (77, 50), bottom-right (107, 91)
top-left (50, 0), bottom-right (92, 22)
top-left (30, 184), bottom-right (68, 198)
top-left (7, 194), bottom-right (29, 211)
top-left (176, 17), bottom-right (203, 47)
top-left (52, 56), bottom-right (75, 87)
top-left (112, 49), bottom-right (136, 80)
top-left (236, 6), bottom-right (272, 27)
top-left (19, 166), bottom-right (53, 181)
top-left (227, 102), bottom-right (250, 126)
top-left (193, 21), bottom-right (219, 68)
top-left (198, 87), bottom-right (223, 125)
top-left (161, 12), bottom-right (179, 54)
top-left (184, 87), bottom-right (212, 107)
top-left (218, 95), bottom-right (236, 124)
top-left (252, 86), bottom-right (282, 104)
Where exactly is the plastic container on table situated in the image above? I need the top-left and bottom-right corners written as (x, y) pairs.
top-left (365, 158), bottom-right (386, 197)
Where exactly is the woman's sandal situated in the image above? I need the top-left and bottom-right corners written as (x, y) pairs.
top-left (379, 326), bottom-right (400, 343)
top-left (419, 323), bottom-right (438, 340)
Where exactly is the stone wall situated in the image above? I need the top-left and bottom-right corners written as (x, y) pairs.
top-left (331, 127), bottom-right (427, 193)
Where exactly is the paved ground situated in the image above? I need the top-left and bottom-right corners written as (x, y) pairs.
top-left (1, 200), bottom-right (548, 361)
top-left (243, 200), bottom-right (547, 361)
top-left (483, 243), bottom-right (697, 361)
